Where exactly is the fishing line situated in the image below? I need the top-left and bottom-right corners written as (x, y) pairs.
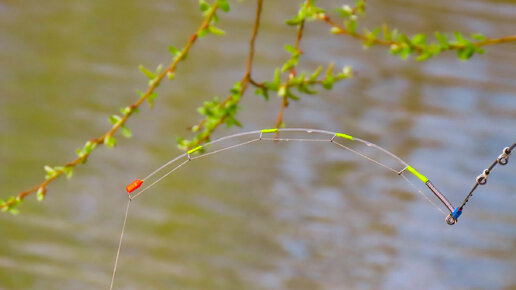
top-left (109, 128), bottom-right (514, 288)
top-left (109, 199), bottom-right (131, 290)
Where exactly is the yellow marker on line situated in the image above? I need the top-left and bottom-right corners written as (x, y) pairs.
top-left (187, 145), bottom-right (203, 154)
top-left (336, 133), bottom-right (353, 140)
top-left (406, 165), bottom-right (429, 183)
top-left (261, 128), bottom-right (278, 133)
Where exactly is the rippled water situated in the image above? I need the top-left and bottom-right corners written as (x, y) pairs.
top-left (1, 0), bottom-right (515, 289)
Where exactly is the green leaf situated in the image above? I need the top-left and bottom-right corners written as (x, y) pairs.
top-left (284, 44), bottom-right (297, 54)
top-left (76, 148), bottom-right (85, 158)
top-left (104, 136), bottom-right (116, 148)
top-left (334, 5), bottom-right (352, 18)
top-left (286, 90), bottom-right (299, 100)
top-left (168, 45), bottom-right (181, 57)
top-left (139, 65), bottom-right (156, 80)
top-left (217, 0), bottom-right (230, 12)
top-left (120, 106), bottom-right (132, 115)
top-left (278, 86), bottom-right (287, 97)
top-left (457, 45), bottom-right (475, 60)
top-left (255, 88), bottom-right (269, 100)
top-left (230, 82), bottom-right (242, 95)
top-left (198, 28), bottom-right (208, 38)
top-left (285, 16), bottom-right (303, 26)
top-left (109, 115), bottom-right (122, 125)
top-left (472, 33), bottom-right (486, 41)
top-left (167, 72), bottom-right (175, 80)
top-left (37, 187), bottom-right (46, 202)
top-left (411, 33), bottom-right (427, 46)
top-left (83, 141), bottom-right (96, 154)
top-left (434, 32), bottom-right (449, 49)
top-left (208, 25), bottom-right (225, 35)
top-left (199, 0), bottom-right (210, 12)
top-left (345, 19), bottom-right (357, 34)
top-left (121, 125), bottom-right (132, 138)
top-left (382, 25), bottom-right (391, 41)
top-left (281, 59), bottom-right (297, 72)
top-left (330, 27), bottom-right (341, 34)
top-left (44, 165), bottom-right (57, 180)
top-left (148, 92), bottom-right (158, 108)
top-left (272, 68), bottom-right (282, 88)
top-left (63, 166), bottom-right (73, 179)
top-left (309, 66), bottom-right (323, 81)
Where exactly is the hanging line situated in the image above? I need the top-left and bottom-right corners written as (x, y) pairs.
top-left (110, 199), bottom-right (131, 290)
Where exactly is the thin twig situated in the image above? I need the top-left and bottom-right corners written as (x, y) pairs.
top-left (0, 4), bottom-right (220, 210)
top-left (190, 0), bottom-right (264, 146)
top-left (318, 13), bottom-right (516, 52)
top-left (274, 1), bottom-right (309, 131)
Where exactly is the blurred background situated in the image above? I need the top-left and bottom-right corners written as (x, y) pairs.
top-left (1, 0), bottom-right (515, 289)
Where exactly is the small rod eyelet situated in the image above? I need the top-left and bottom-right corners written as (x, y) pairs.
top-left (446, 215), bottom-right (456, 225)
top-left (476, 169), bottom-right (489, 185)
top-left (497, 147), bottom-right (511, 165)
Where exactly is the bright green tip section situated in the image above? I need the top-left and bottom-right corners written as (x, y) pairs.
top-left (335, 133), bottom-right (353, 140)
top-left (187, 145), bottom-right (203, 154)
top-left (406, 165), bottom-right (429, 183)
top-left (261, 128), bottom-right (278, 133)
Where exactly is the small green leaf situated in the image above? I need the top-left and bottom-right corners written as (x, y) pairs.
top-left (199, 0), bottom-right (210, 12)
top-left (198, 28), bottom-right (208, 38)
top-left (76, 148), bottom-right (85, 158)
top-left (109, 115), bottom-right (122, 126)
top-left (121, 125), bottom-right (132, 138)
top-left (217, 0), bottom-right (230, 12)
top-left (168, 45), bottom-right (181, 57)
top-left (284, 44), bottom-right (297, 54)
top-left (255, 88), bottom-right (269, 100)
top-left (104, 136), bottom-right (116, 148)
top-left (411, 33), bottom-right (427, 46)
top-left (278, 85), bottom-right (287, 97)
top-left (63, 166), bottom-right (73, 179)
top-left (345, 18), bottom-right (357, 34)
top-left (208, 25), bottom-right (225, 35)
top-left (167, 72), bottom-right (175, 80)
top-left (37, 187), bottom-right (46, 202)
top-left (330, 27), bottom-right (341, 34)
top-left (457, 45), bottom-right (475, 60)
top-left (83, 141), bottom-right (96, 154)
top-left (148, 92), bottom-right (158, 108)
top-left (471, 33), bottom-right (486, 41)
top-left (44, 166), bottom-right (57, 180)
top-left (272, 68), bottom-right (282, 87)
top-left (285, 16), bottom-right (303, 26)
top-left (120, 106), bottom-right (132, 115)
top-left (309, 66), bottom-right (323, 81)
top-left (434, 32), bottom-right (449, 49)
top-left (139, 65), bottom-right (156, 80)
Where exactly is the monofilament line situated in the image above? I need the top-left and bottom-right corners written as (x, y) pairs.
top-left (110, 198), bottom-right (131, 290)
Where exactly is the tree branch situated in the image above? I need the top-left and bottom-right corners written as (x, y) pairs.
top-left (0, 3), bottom-right (221, 212)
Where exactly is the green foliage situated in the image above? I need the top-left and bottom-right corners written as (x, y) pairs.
top-left (44, 165), bottom-right (73, 180)
top-left (75, 141), bottom-right (97, 159)
top-left (1, 196), bottom-right (22, 215)
top-left (286, 1), bottom-right (325, 25)
top-left (36, 187), bottom-right (46, 202)
top-left (104, 136), bottom-right (117, 148)
top-left (281, 44), bottom-right (301, 72)
top-left (217, 0), bottom-right (230, 12)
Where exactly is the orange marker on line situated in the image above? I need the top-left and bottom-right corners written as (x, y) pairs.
top-left (126, 179), bottom-right (143, 194)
